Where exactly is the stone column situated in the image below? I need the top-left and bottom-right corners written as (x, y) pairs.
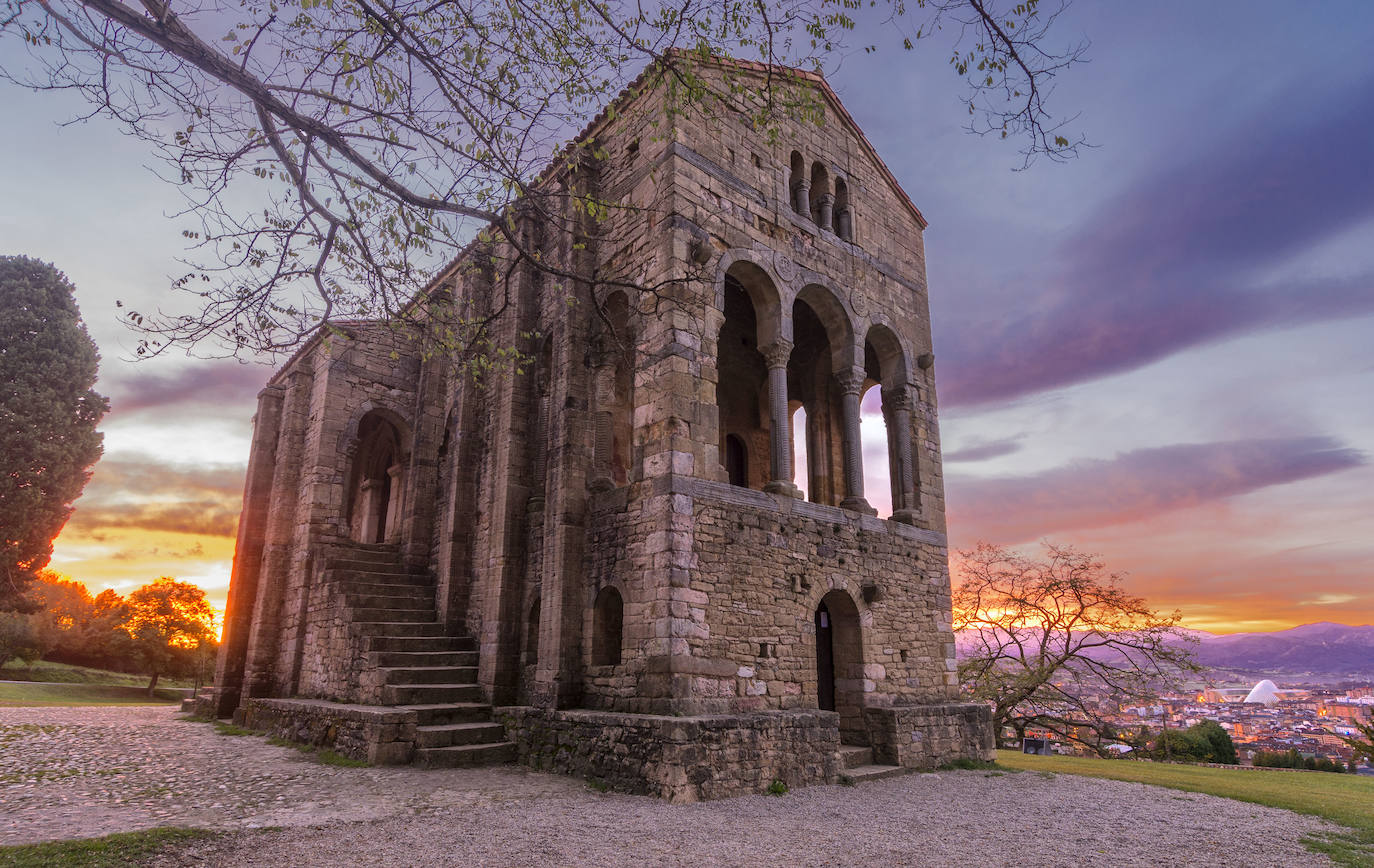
top-left (384, 463), bottom-right (404, 542)
top-left (358, 479), bottom-right (383, 543)
top-left (791, 178), bottom-right (811, 219)
top-left (883, 385), bottom-right (919, 524)
top-left (836, 367), bottom-right (876, 514)
top-left (761, 340), bottom-right (801, 497)
top-left (817, 193), bottom-right (836, 233)
top-left (836, 207), bottom-right (853, 241)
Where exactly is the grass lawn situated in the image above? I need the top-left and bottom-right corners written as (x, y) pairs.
top-left (0, 681), bottom-right (186, 707)
top-left (998, 749), bottom-right (1374, 865)
top-left (0, 827), bottom-right (214, 867)
top-left (0, 659), bottom-right (191, 688)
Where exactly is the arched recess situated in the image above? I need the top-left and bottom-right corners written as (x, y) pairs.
top-left (591, 586), bottom-right (623, 667)
top-left (345, 410), bottom-right (409, 544)
top-left (834, 177), bottom-right (853, 241)
top-left (716, 262), bottom-right (782, 490)
top-left (810, 162), bottom-right (832, 229)
top-left (789, 284), bottom-right (855, 506)
top-left (815, 589), bottom-right (865, 744)
top-left (863, 323), bottom-right (916, 520)
top-left (789, 151), bottom-right (807, 215)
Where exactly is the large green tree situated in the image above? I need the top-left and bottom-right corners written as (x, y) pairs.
top-left (1, 0), bottom-right (1085, 360)
top-left (0, 257), bottom-right (108, 607)
top-left (125, 576), bottom-right (216, 695)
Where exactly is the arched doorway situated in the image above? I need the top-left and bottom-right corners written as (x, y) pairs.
top-left (346, 412), bottom-right (406, 544)
top-left (815, 589), bottom-right (865, 743)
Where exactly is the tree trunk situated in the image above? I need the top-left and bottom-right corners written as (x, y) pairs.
top-left (146, 671), bottom-right (159, 697)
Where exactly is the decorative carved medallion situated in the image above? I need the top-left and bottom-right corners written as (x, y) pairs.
top-left (849, 289), bottom-right (869, 318)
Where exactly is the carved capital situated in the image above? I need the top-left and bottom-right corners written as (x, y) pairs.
top-left (761, 339), bottom-right (794, 370)
top-left (816, 193), bottom-right (836, 206)
top-left (790, 178), bottom-right (811, 192)
top-left (834, 368), bottom-right (865, 397)
top-left (881, 386), bottom-right (913, 413)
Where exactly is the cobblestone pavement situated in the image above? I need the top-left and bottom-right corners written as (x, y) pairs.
top-left (1, 706), bottom-right (1338, 866)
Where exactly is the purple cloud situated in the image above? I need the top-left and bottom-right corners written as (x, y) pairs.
top-left (104, 361), bottom-right (270, 415)
top-left (947, 436), bottom-right (1365, 544)
top-left (944, 436), bottom-right (1024, 463)
top-left (938, 77), bottom-right (1374, 407)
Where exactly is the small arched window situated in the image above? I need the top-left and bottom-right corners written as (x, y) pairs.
top-left (789, 151), bottom-right (806, 214)
top-left (592, 586), bottom-right (623, 666)
top-left (834, 177), bottom-right (852, 241)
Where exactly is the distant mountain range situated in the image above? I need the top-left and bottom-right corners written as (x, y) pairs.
top-left (956, 622), bottom-right (1374, 680)
top-left (1188, 622), bottom-right (1374, 678)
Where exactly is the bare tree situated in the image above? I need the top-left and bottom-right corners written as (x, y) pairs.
top-left (1, 0), bottom-right (1087, 360)
top-left (954, 542), bottom-right (1200, 756)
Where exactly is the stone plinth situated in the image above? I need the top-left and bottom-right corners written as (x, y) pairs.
top-left (495, 707), bottom-right (840, 802)
top-left (238, 698), bottom-right (419, 765)
top-left (862, 703), bottom-right (995, 769)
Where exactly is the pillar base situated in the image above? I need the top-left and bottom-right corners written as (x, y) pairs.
top-left (764, 480), bottom-right (803, 499)
top-left (889, 509), bottom-right (919, 526)
top-left (840, 496), bottom-right (878, 516)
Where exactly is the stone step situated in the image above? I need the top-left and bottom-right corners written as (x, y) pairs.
top-left (416, 741), bottom-right (515, 768)
top-left (340, 590), bottom-right (431, 609)
top-left (381, 683), bottom-right (484, 705)
top-left (415, 721), bottom-right (508, 749)
top-left (354, 608), bottom-right (436, 623)
top-left (377, 665), bottom-right (478, 685)
top-left (399, 702), bottom-right (494, 726)
top-left (338, 582), bottom-right (434, 600)
top-left (368, 650), bottom-right (478, 668)
top-left (366, 635), bottom-right (474, 653)
top-left (352, 621), bottom-right (447, 638)
top-left (844, 764), bottom-right (907, 784)
top-left (839, 745), bottom-right (874, 769)
top-left (329, 565), bottom-right (430, 584)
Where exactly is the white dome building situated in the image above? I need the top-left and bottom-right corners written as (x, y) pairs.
top-left (1244, 679), bottom-right (1282, 705)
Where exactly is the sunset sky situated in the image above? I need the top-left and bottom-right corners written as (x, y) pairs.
top-left (1, 0), bottom-right (1370, 633)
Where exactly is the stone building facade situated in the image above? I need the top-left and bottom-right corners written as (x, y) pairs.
top-left (210, 55), bottom-right (993, 799)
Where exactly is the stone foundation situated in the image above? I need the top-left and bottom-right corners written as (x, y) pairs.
top-left (495, 707), bottom-right (840, 802)
top-left (237, 698), bottom-right (418, 765)
top-left (863, 703), bottom-right (996, 769)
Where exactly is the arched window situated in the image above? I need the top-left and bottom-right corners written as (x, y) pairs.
top-left (592, 586), bottom-right (623, 666)
top-left (809, 162), bottom-right (831, 229)
top-left (789, 151), bottom-right (807, 215)
top-left (725, 434), bottom-right (748, 487)
top-left (834, 177), bottom-right (852, 241)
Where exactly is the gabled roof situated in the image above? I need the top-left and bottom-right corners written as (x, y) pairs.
top-left (416, 51), bottom-right (928, 305)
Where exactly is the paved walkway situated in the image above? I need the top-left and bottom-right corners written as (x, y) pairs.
top-left (0, 706), bottom-right (1338, 866)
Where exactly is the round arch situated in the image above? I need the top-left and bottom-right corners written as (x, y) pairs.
top-left (814, 587), bottom-right (866, 744)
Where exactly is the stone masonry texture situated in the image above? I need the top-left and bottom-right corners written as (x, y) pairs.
top-left (211, 53), bottom-right (993, 801)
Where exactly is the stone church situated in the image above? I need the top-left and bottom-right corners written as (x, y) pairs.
top-left (208, 54), bottom-right (993, 801)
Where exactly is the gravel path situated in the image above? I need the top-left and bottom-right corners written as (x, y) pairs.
top-left (0, 706), bottom-right (1339, 866)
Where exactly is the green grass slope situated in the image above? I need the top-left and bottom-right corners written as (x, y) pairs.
top-left (997, 749), bottom-right (1374, 865)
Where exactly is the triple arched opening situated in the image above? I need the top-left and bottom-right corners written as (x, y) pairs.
top-left (788, 151), bottom-right (855, 242)
top-left (715, 260), bottom-right (917, 518)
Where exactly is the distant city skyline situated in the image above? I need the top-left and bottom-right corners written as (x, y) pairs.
top-left (2, 0), bottom-right (1371, 632)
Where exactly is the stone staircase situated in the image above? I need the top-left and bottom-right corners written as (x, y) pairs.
top-left (334, 543), bottom-right (514, 767)
top-left (837, 743), bottom-right (905, 784)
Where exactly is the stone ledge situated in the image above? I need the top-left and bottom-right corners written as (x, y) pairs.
top-left (495, 706), bottom-right (840, 803)
top-left (238, 697), bottom-right (419, 765)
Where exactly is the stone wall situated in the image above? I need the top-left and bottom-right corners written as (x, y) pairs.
top-left (863, 703), bottom-right (996, 769)
top-left (495, 706), bottom-right (840, 802)
top-left (238, 698), bottom-right (418, 765)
